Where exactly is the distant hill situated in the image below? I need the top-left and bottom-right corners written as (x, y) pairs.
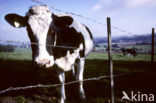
top-left (0, 40), bottom-right (30, 48)
top-left (94, 34), bottom-right (156, 45)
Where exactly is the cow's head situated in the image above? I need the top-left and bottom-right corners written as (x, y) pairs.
top-left (5, 6), bottom-right (55, 68)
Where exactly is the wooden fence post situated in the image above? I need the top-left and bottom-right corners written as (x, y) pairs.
top-left (107, 17), bottom-right (114, 103)
top-left (151, 28), bottom-right (155, 63)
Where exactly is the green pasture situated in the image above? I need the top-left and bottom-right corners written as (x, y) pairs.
top-left (125, 44), bottom-right (156, 54)
top-left (88, 52), bottom-right (156, 61)
top-left (95, 43), bottom-right (156, 54)
top-left (0, 48), bottom-right (32, 60)
top-left (0, 47), bottom-right (155, 61)
top-left (0, 47), bottom-right (156, 103)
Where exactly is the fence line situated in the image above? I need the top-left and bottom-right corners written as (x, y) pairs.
top-left (31, 0), bottom-right (107, 26)
top-left (0, 40), bottom-right (83, 50)
top-left (0, 74), bottom-right (124, 94)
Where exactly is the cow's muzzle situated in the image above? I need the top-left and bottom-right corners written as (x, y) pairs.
top-left (34, 58), bottom-right (54, 68)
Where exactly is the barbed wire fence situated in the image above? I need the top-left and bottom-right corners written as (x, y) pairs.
top-left (0, 0), bottom-right (155, 103)
top-left (0, 74), bottom-right (126, 94)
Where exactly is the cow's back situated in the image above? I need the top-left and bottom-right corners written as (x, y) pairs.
top-left (68, 18), bottom-right (94, 56)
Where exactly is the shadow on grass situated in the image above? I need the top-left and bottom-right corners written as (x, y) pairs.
top-left (0, 59), bottom-right (156, 103)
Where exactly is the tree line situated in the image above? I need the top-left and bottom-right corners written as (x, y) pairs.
top-left (0, 45), bottom-right (15, 52)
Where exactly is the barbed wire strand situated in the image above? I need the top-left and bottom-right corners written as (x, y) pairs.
top-left (30, 0), bottom-right (138, 35)
top-left (0, 39), bottom-right (123, 54)
top-left (0, 74), bottom-right (124, 94)
top-left (0, 40), bottom-right (84, 50)
top-left (31, 0), bottom-right (107, 26)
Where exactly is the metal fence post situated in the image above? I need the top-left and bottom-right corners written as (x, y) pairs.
top-left (107, 17), bottom-right (114, 103)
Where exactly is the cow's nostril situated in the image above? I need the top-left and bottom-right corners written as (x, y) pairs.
top-left (35, 59), bottom-right (51, 68)
top-left (34, 58), bottom-right (52, 68)
top-left (40, 59), bottom-right (50, 65)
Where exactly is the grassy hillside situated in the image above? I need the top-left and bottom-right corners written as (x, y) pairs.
top-left (0, 48), bottom-right (32, 60)
top-left (0, 48), bottom-right (156, 103)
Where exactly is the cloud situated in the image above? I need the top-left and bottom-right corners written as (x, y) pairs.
top-left (92, 4), bottom-right (103, 12)
top-left (124, 0), bottom-right (156, 8)
top-left (92, 0), bottom-right (156, 13)
top-left (92, 0), bottom-right (124, 13)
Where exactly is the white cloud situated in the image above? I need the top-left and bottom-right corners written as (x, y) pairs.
top-left (125, 0), bottom-right (156, 8)
top-left (92, 0), bottom-right (124, 13)
top-left (92, 4), bottom-right (103, 12)
top-left (93, 0), bottom-right (156, 12)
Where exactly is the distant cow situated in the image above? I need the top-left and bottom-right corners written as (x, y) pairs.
top-left (5, 6), bottom-right (94, 103)
top-left (121, 48), bottom-right (137, 57)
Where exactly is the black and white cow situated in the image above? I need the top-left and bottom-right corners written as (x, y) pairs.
top-left (5, 6), bottom-right (94, 103)
top-left (121, 48), bottom-right (137, 57)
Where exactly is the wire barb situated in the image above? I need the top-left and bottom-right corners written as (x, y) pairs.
top-left (0, 74), bottom-right (123, 94)
top-left (30, 0), bottom-right (139, 35)
top-left (0, 40), bottom-right (86, 50)
top-left (30, 0), bottom-right (107, 26)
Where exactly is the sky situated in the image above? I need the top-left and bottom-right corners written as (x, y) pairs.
top-left (0, 0), bottom-right (156, 42)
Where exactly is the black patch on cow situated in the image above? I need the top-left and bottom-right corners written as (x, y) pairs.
top-left (46, 27), bottom-right (55, 55)
top-left (52, 13), bottom-right (73, 28)
top-left (52, 27), bottom-right (85, 60)
top-left (26, 24), bottom-right (38, 61)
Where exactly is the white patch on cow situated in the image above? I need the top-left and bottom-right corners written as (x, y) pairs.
top-left (55, 44), bottom-right (83, 71)
top-left (14, 21), bottom-right (20, 28)
top-left (55, 13), bottom-right (71, 17)
top-left (76, 57), bottom-right (86, 99)
top-left (26, 6), bottom-right (51, 16)
top-left (58, 72), bottom-right (66, 103)
top-left (26, 6), bottom-right (54, 67)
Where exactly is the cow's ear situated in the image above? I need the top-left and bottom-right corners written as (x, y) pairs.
top-left (5, 14), bottom-right (27, 28)
top-left (52, 13), bottom-right (73, 27)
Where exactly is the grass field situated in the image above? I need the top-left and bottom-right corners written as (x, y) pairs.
top-left (0, 48), bottom-right (156, 103)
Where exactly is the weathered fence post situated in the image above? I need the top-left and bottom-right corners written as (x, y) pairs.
top-left (151, 28), bottom-right (155, 63)
top-left (107, 17), bottom-right (114, 103)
